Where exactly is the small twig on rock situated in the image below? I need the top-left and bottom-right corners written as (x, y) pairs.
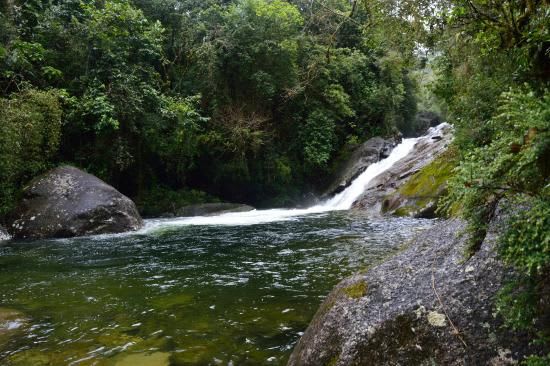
top-left (431, 266), bottom-right (468, 348)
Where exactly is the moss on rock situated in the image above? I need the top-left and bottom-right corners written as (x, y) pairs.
top-left (343, 281), bottom-right (368, 299)
top-left (383, 148), bottom-right (457, 218)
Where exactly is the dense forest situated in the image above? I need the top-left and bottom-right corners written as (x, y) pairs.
top-left (0, 0), bottom-right (549, 362)
top-left (0, 0), bottom-right (423, 216)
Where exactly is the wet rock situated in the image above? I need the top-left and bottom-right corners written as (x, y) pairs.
top-left (175, 202), bottom-right (254, 217)
top-left (288, 212), bottom-right (539, 365)
top-left (9, 166), bottom-right (143, 239)
top-left (381, 148), bottom-right (456, 218)
top-left (324, 137), bottom-right (400, 197)
top-left (413, 111), bottom-right (443, 137)
top-left (0, 308), bottom-right (28, 350)
top-left (352, 123), bottom-right (454, 217)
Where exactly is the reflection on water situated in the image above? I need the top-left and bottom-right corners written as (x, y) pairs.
top-left (0, 211), bottom-right (433, 365)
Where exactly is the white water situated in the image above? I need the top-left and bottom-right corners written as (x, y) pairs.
top-left (142, 124), bottom-right (449, 231)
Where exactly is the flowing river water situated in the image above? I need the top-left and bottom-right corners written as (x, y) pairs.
top-left (0, 127), bottom-right (447, 365)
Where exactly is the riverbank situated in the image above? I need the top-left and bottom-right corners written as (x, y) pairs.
top-left (288, 206), bottom-right (544, 365)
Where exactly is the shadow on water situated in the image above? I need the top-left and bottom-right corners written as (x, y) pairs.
top-left (0, 211), bottom-right (433, 365)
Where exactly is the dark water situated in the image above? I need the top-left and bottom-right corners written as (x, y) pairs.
top-left (0, 211), bottom-right (433, 365)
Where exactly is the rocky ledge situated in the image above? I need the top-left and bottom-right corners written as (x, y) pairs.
top-left (288, 210), bottom-right (539, 365)
top-left (352, 123), bottom-right (454, 217)
top-left (324, 136), bottom-right (400, 197)
top-left (9, 166), bottom-right (143, 239)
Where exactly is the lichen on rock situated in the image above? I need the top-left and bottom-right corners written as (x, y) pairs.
top-left (426, 311), bottom-right (446, 327)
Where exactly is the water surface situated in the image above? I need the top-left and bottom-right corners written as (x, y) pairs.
top-left (0, 126), bottom-right (451, 365)
top-left (0, 211), bottom-right (432, 365)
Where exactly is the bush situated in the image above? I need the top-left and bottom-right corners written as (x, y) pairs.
top-left (442, 87), bottom-right (550, 253)
top-left (0, 88), bottom-right (63, 218)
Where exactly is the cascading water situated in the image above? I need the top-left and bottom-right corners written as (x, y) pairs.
top-left (143, 124), bottom-right (449, 230)
top-left (320, 137), bottom-right (419, 210)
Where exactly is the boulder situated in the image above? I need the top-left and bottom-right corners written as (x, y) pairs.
top-left (288, 212), bottom-right (540, 366)
top-left (175, 202), bottom-right (255, 217)
top-left (9, 166), bottom-right (143, 239)
top-left (324, 137), bottom-right (399, 197)
top-left (352, 123), bottom-right (453, 216)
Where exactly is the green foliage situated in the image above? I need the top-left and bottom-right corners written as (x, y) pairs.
top-left (496, 279), bottom-right (540, 331)
top-left (432, 1), bottom-right (549, 357)
top-left (0, 88), bottom-right (63, 217)
top-left (440, 82), bottom-right (549, 358)
top-left (301, 109), bottom-right (336, 167)
top-left (442, 88), bottom-right (550, 252)
top-left (146, 95), bottom-right (209, 184)
top-left (501, 196), bottom-right (550, 277)
top-left (136, 186), bottom-right (219, 218)
top-left (524, 354), bottom-right (550, 366)
top-left (71, 79), bottom-right (119, 132)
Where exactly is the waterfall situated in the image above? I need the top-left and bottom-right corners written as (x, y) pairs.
top-left (142, 124), bottom-right (449, 230)
top-left (320, 137), bottom-right (419, 210)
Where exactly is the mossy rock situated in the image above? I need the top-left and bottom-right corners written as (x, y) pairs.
top-left (342, 281), bottom-right (368, 299)
top-left (383, 149), bottom-right (457, 218)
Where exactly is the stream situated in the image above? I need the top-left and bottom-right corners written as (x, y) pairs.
top-left (0, 126), bottom-right (447, 365)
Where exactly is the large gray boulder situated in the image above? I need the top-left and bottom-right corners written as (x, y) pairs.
top-left (9, 166), bottom-right (143, 239)
top-left (352, 123), bottom-right (453, 216)
top-left (288, 212), bottom-right (539, 365)
top-left (324, 137), bottom-right (399, 197)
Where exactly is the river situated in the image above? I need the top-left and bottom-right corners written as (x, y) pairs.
top-left (0, 127), bottom-right (447, 365)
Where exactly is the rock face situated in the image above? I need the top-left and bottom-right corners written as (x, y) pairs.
top-left (324, 137), bottom-right (399, 197)
top-left (381, 148), bottom-right (456, 218)
top-left (352, 123), bottom-right (453, 217)
top-left (288, 213), bottom-right (538, 366)
top-left (175, 202), bottom-right (255, 217)
top-left (412, 111), bottom-right (443, 137)
top-left (9, 166), bottom-right (143, 239)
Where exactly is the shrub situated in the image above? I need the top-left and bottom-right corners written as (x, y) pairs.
top-left (0, 88), bottom-right (63, 218)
